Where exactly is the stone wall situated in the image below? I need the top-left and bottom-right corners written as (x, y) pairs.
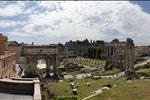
top-left (7, 45), bottom-right (22, 63)
top-left (104, 38), bottom-right (135, 71)
top-left (0, 34), bottom-right (16, 79)
top-left (65, 39), bottom-right (90, 58)
top-left (0, 78), bottom-right (41, 100)
top-left (0, 79), bottom-right (34, 95)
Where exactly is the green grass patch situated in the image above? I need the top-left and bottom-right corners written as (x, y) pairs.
top-left (47, 78), bottom-right (124, 99)
top-left (102, 67), bottom-right (121, 75)
top-left (56, 96), bottom-right (80, 100)
top-left (136, 68), bottom-right (150, 75)
top-left (90, 79), bottom-right (150, 100)
top-left (48, 81), bottom-right (72, 96)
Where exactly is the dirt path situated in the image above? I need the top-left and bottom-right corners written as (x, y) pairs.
top-left (82, 88), bottom-right (103, 100)
top-left (134, 58), bottom-right (150, 68)
top-left (82, 86), bottom-right (110, 100)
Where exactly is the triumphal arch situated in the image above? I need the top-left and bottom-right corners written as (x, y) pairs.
top-left (21, 45), bottom-right (58, 78)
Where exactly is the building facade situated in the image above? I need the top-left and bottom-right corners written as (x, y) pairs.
top-left (104, 38), bottom-right (135, 71)
top-left (7, 41), bottom-right (22, 63)
top-left (0, 34), bottom-right (16, 79)
top-left (65, 39), bottom-right (90, 58)
top-left (135, 46), bottom-right (150, 58)
top-left (63, 38), bottom-right (135, 71)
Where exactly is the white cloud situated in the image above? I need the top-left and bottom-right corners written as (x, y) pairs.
top-left (0, 20), bottom-right (17, 28)
top-left (0, 20), bottom-right (26, 29)
top-left (9, 31), bottom-right (30, 37)
top-left (3, 1), bottom-right (150, 45)
top-left (0, 1), bottom-right (26, 17)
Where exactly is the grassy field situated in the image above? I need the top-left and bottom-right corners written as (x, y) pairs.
top-left (90, 79), bottom-right (150, 100)
top-left (136, 68), bottom-right (150, 75)
top-left (47, 78), bottom-right (124, 99)
top-left (102, 67), bottom-right (121, 75)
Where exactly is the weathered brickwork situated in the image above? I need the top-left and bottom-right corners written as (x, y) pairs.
top-left (0, 34), bottom-right (16, 79)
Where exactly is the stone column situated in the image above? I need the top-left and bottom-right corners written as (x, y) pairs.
top-left (125, 38), bottom-right (135, 72)
top-left (26, 57), bottom-right (31, 64)
top-left (51, 55), bottom-right (58, 79)
top-left (46, 57), bottom-right (50, 78)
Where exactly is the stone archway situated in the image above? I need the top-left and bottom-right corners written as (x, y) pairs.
top-left (25, 55), bottom-right (58, 78)
top-left (21, 45), bottom-right (58, 79)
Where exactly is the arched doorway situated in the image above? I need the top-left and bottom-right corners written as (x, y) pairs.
top-left (37, 59), bottom-right (47, 78)
top-left (21, 45), bottom-right (58, 79)
top-left (24, 55), bottom-right (58, 79)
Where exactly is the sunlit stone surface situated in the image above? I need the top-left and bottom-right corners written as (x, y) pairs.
top-left (0, 92), bottom-right (32, 100)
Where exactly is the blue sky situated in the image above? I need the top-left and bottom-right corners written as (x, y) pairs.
top-left (132, 1), bottom-right (150, 13)
top-left (0, 1), bottom-right (150, 46)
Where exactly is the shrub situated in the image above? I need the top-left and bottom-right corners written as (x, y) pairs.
top-left (24, 64), bottom-right (40, 78)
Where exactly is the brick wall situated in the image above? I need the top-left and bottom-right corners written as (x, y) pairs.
top-left (0, 34), bottom-right (6, 55)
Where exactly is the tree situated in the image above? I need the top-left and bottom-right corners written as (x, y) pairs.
top-left (24, 64), bottom-right (40, 78)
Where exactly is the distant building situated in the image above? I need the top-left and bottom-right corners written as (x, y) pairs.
top-left (65, 39), bottom-right (90, 57)
top-left (0, 33), bottom-right (16, 78)
top-left (5, 33), bottom-right (135, 72)
top-left (57, 43), bottom-right (67, 59)
top-left (7, 41), bottom-right (22, 63)
top-left (62, 38), bottom-right (135, 72)
top-left (104, 38), bottom-right (135, 72)
top-left (135, 46), bottom-right (150, 58)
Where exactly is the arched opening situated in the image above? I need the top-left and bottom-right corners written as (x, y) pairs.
top-left (50, 65), bottom-right (55, 77)
top-left (37, 59), bottom-right (46, 78)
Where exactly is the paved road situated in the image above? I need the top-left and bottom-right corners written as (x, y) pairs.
top-left (134, 58), bottom-right (150, 68)
top-left (0, 92), bottom-right (32, 100)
